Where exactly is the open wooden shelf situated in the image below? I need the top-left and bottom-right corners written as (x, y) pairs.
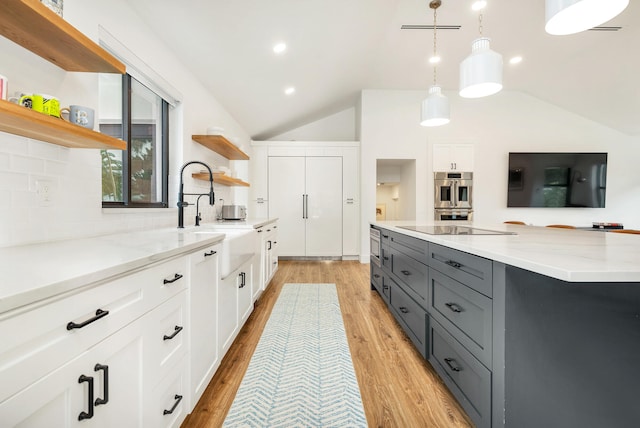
top-left (192, 172), bottom-right (250, 187)
top-left (0, 0), bottom-right (125, 73)
top-left (192, 135), bottom-right (250, 160)
top-left (0, 100), bottom-right (126, 149)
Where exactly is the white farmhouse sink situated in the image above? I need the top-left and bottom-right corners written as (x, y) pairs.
top-left (195, 229), bottom-right (255, 278)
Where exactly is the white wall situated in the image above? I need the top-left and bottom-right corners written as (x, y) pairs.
top-left (359, 89), bottom-right (640, 260)
top-left (0, 0), bottom-right (251, 246)
top-left (269, 107), bottom-right (356, 141)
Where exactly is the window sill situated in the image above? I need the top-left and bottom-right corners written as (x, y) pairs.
top-left (102, 207), bottom-right (177, 214)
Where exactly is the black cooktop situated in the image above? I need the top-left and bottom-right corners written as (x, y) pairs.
top-left (398, 225), bottom-right (516, 235)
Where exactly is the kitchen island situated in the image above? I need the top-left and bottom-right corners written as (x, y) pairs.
top-left (371, 221), bottom-right (640, 428)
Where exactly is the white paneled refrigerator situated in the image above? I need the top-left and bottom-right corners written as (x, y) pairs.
top-left (268, 156), bottom-right (343, 257)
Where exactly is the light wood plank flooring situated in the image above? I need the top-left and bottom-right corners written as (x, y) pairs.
top-left (182, 260), bottom-right (473, 428)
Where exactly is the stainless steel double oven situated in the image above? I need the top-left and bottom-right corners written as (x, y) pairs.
top-left (434, 172), bottom-right (473, 221)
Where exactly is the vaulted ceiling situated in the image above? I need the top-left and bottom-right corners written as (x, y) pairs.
top-left (128, 0), bottom-right (639, 139)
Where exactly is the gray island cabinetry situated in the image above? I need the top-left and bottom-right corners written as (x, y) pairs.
top-left (370, 223), bottom-right (640, 428)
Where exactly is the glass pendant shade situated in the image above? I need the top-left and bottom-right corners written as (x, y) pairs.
top-left (545, 0), bottom-right (629, 35)
top-left (420, 85), bottom-right (450, 127)
top-left (459, 37), bottom-right (503, 98)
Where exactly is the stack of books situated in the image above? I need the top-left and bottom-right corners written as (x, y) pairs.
top-left (592, 222), bottom-right (624, 230)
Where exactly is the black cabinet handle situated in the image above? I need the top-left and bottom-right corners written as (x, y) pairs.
top-left (373, 274), bottom-right (380, 279)
top-left (399, 306), bottom-right (409, 314)
top-left (163, 273), bottom-right (183, 284)
top-left (445, 260), bottom-right (463, 269)
top-left (163, 325), bottom-right (183, 341)
top-left (163, 394), bottom-right (183, 415)
top-left (268, 240), bottom-right (272, 250)
top-left (383, 256), bottom-right (389, 261)
top-left (78, 375), bottom-right (94, 420)
top-left (382, 234), bottom-right (389, 238)
top-left (401, 270), bottom-right (411, 276)
top-left (257, 229), bottom-right (263, 233)
top-left (204, 250), bottom-right (217, 257)
top-left (383, 285), bottom-right (389, 290)
top-left (67, 309), bottom-right (109, 331)
top-left (267, 229), bottom-right (271, 232)
top-left (445, 302), bottom-right (463, 313)
top-left (94, 364), bottom-right (109, 406)
top-left (444, 357), bottom-right (462, 372)
top-left (239, 272), bottom-right (246, 288)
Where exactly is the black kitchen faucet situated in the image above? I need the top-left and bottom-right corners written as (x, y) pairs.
top-left (177, 161), bottom-right (215, 228)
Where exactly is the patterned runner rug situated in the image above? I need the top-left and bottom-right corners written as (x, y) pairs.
top-left (223, 283), bottom-right (367, 427)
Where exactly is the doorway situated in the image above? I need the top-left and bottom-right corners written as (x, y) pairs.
top-left (376, 159), bottom-right (416, 221)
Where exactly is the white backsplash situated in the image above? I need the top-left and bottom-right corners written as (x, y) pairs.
top-left (0, 132), bottom-right (232, 247)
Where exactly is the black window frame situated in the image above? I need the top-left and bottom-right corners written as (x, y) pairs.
top-left (102, 74), bottom-right (169, 208)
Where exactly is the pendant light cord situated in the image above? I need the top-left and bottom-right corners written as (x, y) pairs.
top-left (433, 6), bottom-right (438, 85)
top-left (478, 9), bottom-right (484, 35)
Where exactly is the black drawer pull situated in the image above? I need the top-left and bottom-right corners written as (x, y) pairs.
top-left (383, 256), bottom-right (389, 261)
top-left (444, 357), bottom-right (462, 372)
top-left (267, 229), bottom-right (271, 232)
top-left (67, 309), bottom-right (109, 330)
top-left (382, 234), bottom-right (389, 238)
top-left (94, 364), bottom-right (109, 406)
top-left (204, 250), bottom-right (217, 257)
top-left (401, 270), bottom-right (412, 276)
top-left (445, 302), bottom-right (463, 313)
top-left (268, 240), bottom-right (272, 250)
top-left (383, 285), bottom-right (389, 290)
top-left (399, 306), bottom-right (409, 314)
top-left (163, 325), bottom-right (183, 341)
top-left (163, 394), bottom-right (183, 415)
top-left (257, 229), bottom-right (263, 233)
top-left (163, 273), bottom-right (183, 284)
top-left (373, 274), bottom-right (381, 279)
top-left (78, 375), bottom-right (94, 420)
top-left (445, 260), bottom-right (463, 269)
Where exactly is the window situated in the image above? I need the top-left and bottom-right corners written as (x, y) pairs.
top-left (100, 74), bottom-right (169, 207)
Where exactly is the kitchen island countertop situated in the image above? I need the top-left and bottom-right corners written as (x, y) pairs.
top-left (372, 221), bottom-right (640, 283)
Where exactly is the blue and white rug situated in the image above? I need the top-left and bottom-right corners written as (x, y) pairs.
top-left (223, 283), bottom-right (367, 427)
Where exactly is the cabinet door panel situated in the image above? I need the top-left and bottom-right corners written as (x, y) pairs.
top-left (268, 157), bottom-right (305, 256)
top-left (305, 157), bottom-right (343, 257)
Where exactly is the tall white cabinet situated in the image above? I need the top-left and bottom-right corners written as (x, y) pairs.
top-left (269, 156), bottom-right (343, 257)
top-left (251, 141), bottom-right (360, 259)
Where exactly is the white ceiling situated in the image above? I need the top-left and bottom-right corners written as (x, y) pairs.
top-left (127, 0), bottom-right (640, 140)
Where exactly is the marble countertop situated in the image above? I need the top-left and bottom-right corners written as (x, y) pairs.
top-left (372, 221), bottom-right (640, 283)
top-left (0, 219), bottom-right (274, 315)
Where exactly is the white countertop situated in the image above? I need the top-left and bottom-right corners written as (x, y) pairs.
top-left (0, 220), bottom-right (274, 315)
top-left (372, 221), bottom-right (640, 283)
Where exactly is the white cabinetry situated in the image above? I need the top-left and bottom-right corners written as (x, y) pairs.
top-left (269, 156), bottom-right (343, 257)
top-left (342, 146), bottom-right (360, 257)
top-left (255, 222), bottom-right (278, 295)
top-left (249, 145), bottom-right (269, 218)
top-left (188, 244), bottom-right (220, 408)
top-left (0, 256), bottom-right (190, 427)
top-left (433, 144), bottom-right (474, 172)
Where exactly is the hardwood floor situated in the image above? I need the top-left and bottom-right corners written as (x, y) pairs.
top-left (182, 260), bottom-right (473, 428)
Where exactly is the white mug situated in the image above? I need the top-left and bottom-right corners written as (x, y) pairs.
top-left (0, 74), bottom-right (7, 101)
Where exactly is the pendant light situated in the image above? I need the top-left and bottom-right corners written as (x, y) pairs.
top-left (421, 0), bottom-right (450, 127)
top-left (459, 2), bottom-right (503, 98)
top-left (545, 0), bottom-right (629, 35)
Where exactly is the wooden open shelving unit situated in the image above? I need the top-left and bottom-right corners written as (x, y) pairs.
top-left (192, 172), bottom-right (250, 187)
top-left (0, 100), bottom-right (126, 149)
top-left (0, 0), bottom-right (125, 73)
top-left (192, 135), bottom-right (250, 160)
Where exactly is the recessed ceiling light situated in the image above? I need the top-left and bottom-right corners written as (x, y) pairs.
top-left (472, 1), bottom-right (487, 11)
top-left (429, 55), bottom-right (441, 64)
top-left (273, 43), bottom-right (287, 54)
top-left (509, 56), bottom-right (523, 64)
top-left (284, 87), bottom-right (296, 95)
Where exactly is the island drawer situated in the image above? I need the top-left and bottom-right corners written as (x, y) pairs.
top-left (371, 262), bottom-right (384, 291)
top-left (429, 243), bottom-right (493, 297)
top-left (389, 276), bottom-right (428, 358)
top-left (429, 268), bottom-right (492, 367)
top-left (390, 246), bottom-right (429, 306)
top-left (390, 231), bottom-right (430, 262)
top-left (429, 319), bottom-right (491, 428)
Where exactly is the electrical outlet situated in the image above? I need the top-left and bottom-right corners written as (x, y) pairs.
top-left (36, 179), bottom-right (55, 206)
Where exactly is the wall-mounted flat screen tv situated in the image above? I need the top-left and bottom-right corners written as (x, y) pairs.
top-left (507, 152), bottom-right (607, 208)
